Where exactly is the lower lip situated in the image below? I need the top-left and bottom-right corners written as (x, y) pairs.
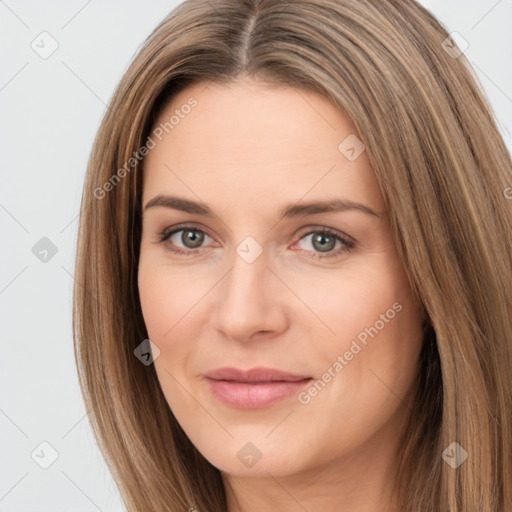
top-left (205, 378), bottom-right (313, 409)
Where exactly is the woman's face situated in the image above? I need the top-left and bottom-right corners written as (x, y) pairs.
top-left (138, 78), bottom-right (424, 480)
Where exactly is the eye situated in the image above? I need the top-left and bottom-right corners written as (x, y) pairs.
top-left (292, 227), bottom-right (356, 260)
top-left (155, 224), bottom-right (214, 255)
top-left (153, 223), bottom-right (356, 260)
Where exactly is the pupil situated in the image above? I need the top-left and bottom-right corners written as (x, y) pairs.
top-left (313, 233), bottom-right (335, 252)
top-left (183, 230), bottom-right (204, 248)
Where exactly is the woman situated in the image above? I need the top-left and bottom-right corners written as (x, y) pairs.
top-left (73, 1), bottom-right (512, 510)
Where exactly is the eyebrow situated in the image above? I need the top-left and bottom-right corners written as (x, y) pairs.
top-left (143, 194), bottom-right (381, 219)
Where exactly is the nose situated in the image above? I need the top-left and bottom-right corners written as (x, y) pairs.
top-left (213, 244), bottom-right (289, 343)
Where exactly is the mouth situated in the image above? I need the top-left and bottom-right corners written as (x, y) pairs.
top-left (203, 367), bottom-right (313, 409)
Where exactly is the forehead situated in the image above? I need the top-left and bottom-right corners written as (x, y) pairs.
top-left (142, 80), bottom-right (384, 215)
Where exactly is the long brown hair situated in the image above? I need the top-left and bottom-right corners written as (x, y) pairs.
top-left (72, 1), bottom-right (512, 510)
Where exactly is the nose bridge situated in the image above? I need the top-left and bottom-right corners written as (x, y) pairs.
top-left (224, 238), bottom-right (269, 307)
top-left (214, 236), bottom-right (283, 340)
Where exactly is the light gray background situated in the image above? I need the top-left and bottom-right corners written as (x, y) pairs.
top-left (1, 1), bottom-right (511, 510)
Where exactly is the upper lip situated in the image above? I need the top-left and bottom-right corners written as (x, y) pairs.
top-left (204, 367), bottom-right (312, 383)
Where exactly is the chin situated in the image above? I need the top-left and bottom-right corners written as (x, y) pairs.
top-left (196, 438), bottom-right (311, 478)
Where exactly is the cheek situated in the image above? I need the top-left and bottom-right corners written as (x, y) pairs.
top-left (293, 280), bottom-right (422, 462)
top-left (137, 263), bottom-right (200, 411)
top-left (283, 260), bottom-right (408, 355)
top-left (296, 257), bottom-right (422, 402)
top-left (329, 266), bottom-right (421, 378)
top-left (138, 262), bottom-right (204, 341)
top-left (310, 279), bottom-right (422, 411)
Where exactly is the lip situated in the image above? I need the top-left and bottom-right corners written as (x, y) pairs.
top-left (204, 367), bottom-right (313, 409)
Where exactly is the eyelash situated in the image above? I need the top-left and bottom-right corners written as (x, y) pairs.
top-left (155, 223), bottom-right (356, 260)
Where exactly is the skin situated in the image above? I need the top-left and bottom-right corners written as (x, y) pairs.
top-left (138, 77), bottom-right (424, 512)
